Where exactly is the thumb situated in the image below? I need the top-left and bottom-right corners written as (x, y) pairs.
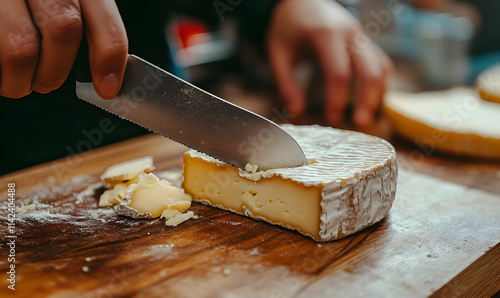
top-left (81, 0), bottom-right (128, 100)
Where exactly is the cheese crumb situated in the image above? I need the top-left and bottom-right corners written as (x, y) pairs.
top-left (15, 204), bottom-right (36, 213)
top-left (245, 163), bottom-right (259, 174)
top-left (163, 210), bottom-right (198, 226)
top-left (99, 183), bottom-right (128, 207)
top-left (248, 248), bottom-right (260, 256)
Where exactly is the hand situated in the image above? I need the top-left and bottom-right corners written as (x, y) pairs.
top-left (0, 0), bottom-right (128, 99)
top-left (267, 0), bottom-right (393, 127)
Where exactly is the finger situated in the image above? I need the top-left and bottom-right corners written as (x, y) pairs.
top-left (27, 0), bottom-right (82, 94)
top-left (380, 47), bottom-right (394, 77)
top-left (268, 41), bottom-right (306, 117)
top-left (310, 31), bottom-right (352, 125)
top-left (0, 0), bottom-right (39, 98)
top-left (350, 41), bottom-right (386, 127)
top-left (80, 0), bottom-right (128, 99)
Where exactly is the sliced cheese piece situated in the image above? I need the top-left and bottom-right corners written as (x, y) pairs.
top-left (384, 87), bottom-right (500, 158)
top-left (15, 204), bottom-right (36, 213)
top-left (162, 210), bottom-right (198, 227)
top-left (99, 183), bottom-right (128, 207)
top-left (118, 173), bottom-right (193, 219)
top-left (182, 124), bottom-right (397, 242)
top-left (476, 64), bottom-right (500, 104)
top-left (100, 156), bottom-right (155, 188)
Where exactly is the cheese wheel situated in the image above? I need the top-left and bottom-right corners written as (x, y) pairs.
top-left (384, 87), bottom-right (500, 158)
top-left (182, 124), bottom-right (398, 242)
top-left (477, 64), bottom-right (500, 104)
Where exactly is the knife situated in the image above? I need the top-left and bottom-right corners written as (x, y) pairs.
top-left (76, 55), bottom-right (307, 171)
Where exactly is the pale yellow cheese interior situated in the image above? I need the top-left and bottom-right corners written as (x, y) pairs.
top-left (99, 183), bottom-right (128, 207)
top-left (182, 155), bottom-right (323, 239)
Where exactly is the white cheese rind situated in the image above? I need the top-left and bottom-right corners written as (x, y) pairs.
top-left (319, 159), bottom-right (397, 240)
top-left (184, 124), bottom-right (398, 241)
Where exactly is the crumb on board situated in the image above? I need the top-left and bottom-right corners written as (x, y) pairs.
top-left (15, 204), bottom-right (36, 214)
top-left (248, 248), bottom-right (260, 256)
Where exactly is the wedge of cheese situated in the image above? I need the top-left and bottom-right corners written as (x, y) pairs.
top-left (384, 87), bottom-right (500, 158)
top-left (182, 124), bottom-right (397, 242)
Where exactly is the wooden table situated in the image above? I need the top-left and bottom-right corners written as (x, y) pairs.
top-left (1, 117), bottom-right (499, 297)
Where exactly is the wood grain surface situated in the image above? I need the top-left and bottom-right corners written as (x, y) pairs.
top-left (1, 133), bottom-right (499, 298)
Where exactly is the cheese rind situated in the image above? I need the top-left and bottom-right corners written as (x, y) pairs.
top-left (182, 124), bottom-right (398, 241)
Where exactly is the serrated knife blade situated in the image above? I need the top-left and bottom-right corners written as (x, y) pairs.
top-left (76, 55), bottom-right (307, 171)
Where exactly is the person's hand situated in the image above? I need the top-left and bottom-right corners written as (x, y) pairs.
top-left (267, 0), bottom-right (393, 127)
top-left (0, 0), bottom-right (128, 99)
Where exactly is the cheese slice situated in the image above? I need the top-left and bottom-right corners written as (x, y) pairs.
top-left (384, 87), bottom-right (500, 158)
top-left (100, 156), bottom-right (155, 188)
top-left (182, 124), bottom-right (397, 242)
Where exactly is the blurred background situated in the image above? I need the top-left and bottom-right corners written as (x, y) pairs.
top-left (1, 0), bottom-right (499, 175)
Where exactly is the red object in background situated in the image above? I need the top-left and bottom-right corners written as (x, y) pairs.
top-left (173, 19), bottom-right (210, 49)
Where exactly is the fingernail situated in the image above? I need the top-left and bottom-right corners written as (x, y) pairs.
top-left (354, 108), bottom-right (373, 127)
top-left (100, 73), bottom-right (119, 99)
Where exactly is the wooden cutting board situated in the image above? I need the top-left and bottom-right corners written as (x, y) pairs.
top-left (0, 135), bottom-right (499, 298)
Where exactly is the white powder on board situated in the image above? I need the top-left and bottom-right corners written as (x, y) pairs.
top-left (74, 182), bottom-right (103, 205)
top-left (142, 244), bottom-right (178, 260)
top-left (0, 175), bottom-right (119, 227)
